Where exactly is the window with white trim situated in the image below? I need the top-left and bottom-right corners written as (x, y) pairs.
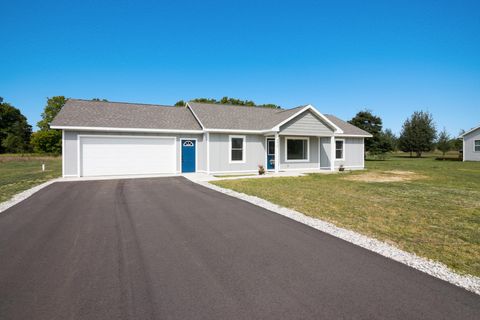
top-left (335, 140), bottom-right (344, 159)
top-left (230, 136), bottom-right (245, 162)
top-left (475, 140), bottom-right (480, 152)
top-left (286, 138), bottom-right (308, 161)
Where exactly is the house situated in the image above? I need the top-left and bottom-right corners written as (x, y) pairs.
top-left (460, 125), bottom-right (480, 161)
top-left (51, 99), bottom-right (372, 177)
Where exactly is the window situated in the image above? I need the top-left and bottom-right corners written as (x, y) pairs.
top-left (230, 135), bottom-right (245, 162)
top-left (286, 138), bottom-right (309, 161)
top-left (475, 140), bottom-right (480, 152)
top-left (336, 140), bottom-right (344, 160)
top-left (268, 140), bottom-right (275, 155)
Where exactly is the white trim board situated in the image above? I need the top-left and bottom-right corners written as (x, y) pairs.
top-left (62, 130), bottom-right (65, 177)
top-left (265, 136), bottom-right (276, 171)
top-left (229, 135), bottom-right (247, 164)
top-left (474, 139), bottom-right (480, 152)
top-left (460, 125), bottom-right (480, 137)
top-left (52, 125), bottom-right (203, 134)
top-left (335, 138), bottom-right (345, 161)
top-left (272, 105), bottom-right (343, 134)
top-left (185, 103), bottom-right (206, 129)
top-left (284, 136), bottom-right (310, 163)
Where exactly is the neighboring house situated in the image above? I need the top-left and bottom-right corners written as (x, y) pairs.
top-left (460, 125), bottom-right (480, 161)
top-left (51, 99), bottom-right (372, 177)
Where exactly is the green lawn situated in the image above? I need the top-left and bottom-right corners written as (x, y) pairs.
top-left (213, 154), bottom-right (480, 277)
top-left (0, 154), bottom-right (62, 203)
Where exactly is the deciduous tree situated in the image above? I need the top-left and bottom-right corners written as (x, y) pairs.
top-left (0, 97), bottom-right (32, 153)
top-left (175, 97), bottom-right (281, 109)
top-left (32, 96), bottom-right (67, 153)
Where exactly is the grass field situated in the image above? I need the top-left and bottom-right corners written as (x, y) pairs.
top-left (213, 153), bottom-right (480, 277)
top-left (0, 154), bottom-right (62, 203)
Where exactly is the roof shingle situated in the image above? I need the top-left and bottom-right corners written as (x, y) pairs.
top-left (51, 99), bottom-right (202, 130)
top-left (187, 102), bottom-right (302, 130)
top-left (51, 99), bottom-right (371, 137)
top-left (324, 114), bottom-right (372, 136)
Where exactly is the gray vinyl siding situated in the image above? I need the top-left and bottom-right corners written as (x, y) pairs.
top-left (279, 136), bottom-right (320, 170)
top-left (280, 111), bottom-right (334, 136)
top-left (334, 137), bottom-right (364, 168)
top-left (63, 130), bottom-right (205, 176)
top-left (320, 137), bottom-right (365, 169)
top-left (64, 131), bottom-right (79, 176)
top-left (320, 137), bottom-right (333, 169)
top-left (208, 133), bottom-right (264, 172)
top-left (62, 130), bottom-right (366, 176)
top-left (463, 129), bottom-right (480, 161)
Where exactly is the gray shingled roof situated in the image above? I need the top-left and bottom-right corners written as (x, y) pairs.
top-left (51, 99), bottom-right (370, 136)
top-left (51, 99), bottom-right (202, 130)
top-left (324, 114), bottom-right (372, 136)
top-left (187, 102), bottom-right (303, 130)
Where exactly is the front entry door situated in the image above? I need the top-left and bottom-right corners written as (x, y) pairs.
top-left (181, 139), bottom-right (196, 173)
top-left (267, 138), bottom-right (275, 170)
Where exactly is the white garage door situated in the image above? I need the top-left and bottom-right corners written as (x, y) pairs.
top-left (80, 136), bottom-right (176, 177)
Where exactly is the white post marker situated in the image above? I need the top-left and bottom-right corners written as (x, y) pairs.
top-left (42, 163), bottom-right (45, 172)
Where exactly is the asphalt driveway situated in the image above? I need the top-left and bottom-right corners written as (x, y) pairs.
top-left (0, 177), bottom-right (478, 319)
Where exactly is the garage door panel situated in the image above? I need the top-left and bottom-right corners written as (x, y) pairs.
top-left (80, 136), bottom-right (176, 177)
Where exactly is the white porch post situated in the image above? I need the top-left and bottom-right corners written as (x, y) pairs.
top-left (206, 132), bottom-right (210, 174)
top-left (274, 132), bottom-right (280, 173)
top-left (330, 135), bottom-right (335, 171)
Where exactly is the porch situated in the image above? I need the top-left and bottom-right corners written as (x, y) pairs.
top-left (264, 134), bottom-right (338, 173)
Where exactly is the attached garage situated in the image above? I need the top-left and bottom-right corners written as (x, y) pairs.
top-left (79, 135), bottom-right (176, 177)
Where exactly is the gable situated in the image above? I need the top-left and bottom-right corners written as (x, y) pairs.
top-left (280, 111), bottom-right (334, 135)
top-left (463, 127), bottom-right (480, 140)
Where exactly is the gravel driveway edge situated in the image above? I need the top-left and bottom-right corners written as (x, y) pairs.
top-left (0, 179), bottom-right (61, 214)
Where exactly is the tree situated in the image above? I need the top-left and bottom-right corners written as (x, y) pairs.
top-left (174, 96), bottom-right (281, 109)
top-left (348, 110), bottom-right (383, 153)
top-left (398, 111), bottom-right (437, 157)
top-left (30, 130), bottom-right (62, 154)
top-left (436, 128), bottom-right (451, 156)
top-left (32, 96), bottom-right (67, 153)
top-left (451, 129), bottom-right (464, 152)
top-left (37, 96), bottom-right (67, 131)
top-left (2, 134), bottom-right (25, 153)
top-left (174, 100), bottom-right (186, 107)
top-left (382, 128), bottom-right (398, 151)
top-left (0, 97), bottom-right (32, 153)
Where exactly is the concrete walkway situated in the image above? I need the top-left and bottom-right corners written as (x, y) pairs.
top-left (184, 169), bottom-right (333, 182)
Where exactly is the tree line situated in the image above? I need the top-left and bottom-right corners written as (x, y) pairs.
top-left (0, 95), bottom-right (464, 157)
top-left (0, 96), bottom-right (102, 154)
top-left (174, 97), bottom-right (281, 109)
top-left (349, 110), bottom-right (462, 158)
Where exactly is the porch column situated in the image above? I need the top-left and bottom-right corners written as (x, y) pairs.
top-left (206, 132), bottom-right (210, 174)
top-left (330, 135), bottom-right (335, 171)
top-left (274, 132), bottom-right (280, 173)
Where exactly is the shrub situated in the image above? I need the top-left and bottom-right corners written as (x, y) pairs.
top-left (258, 165), bottom-right (265, 175)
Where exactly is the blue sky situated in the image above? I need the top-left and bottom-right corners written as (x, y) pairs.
top-left (1, 0), bottom-right (479, 135)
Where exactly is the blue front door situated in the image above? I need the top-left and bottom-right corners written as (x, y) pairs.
top-left (267, 139), bottom-right (275, 170)
top-left (181, 139), bottom-right (196, 173)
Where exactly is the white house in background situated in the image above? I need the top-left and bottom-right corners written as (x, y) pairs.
top-left (51, 99), bottom-right (372, 177)
top-left (461, 125), bottom-right (480, 161)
